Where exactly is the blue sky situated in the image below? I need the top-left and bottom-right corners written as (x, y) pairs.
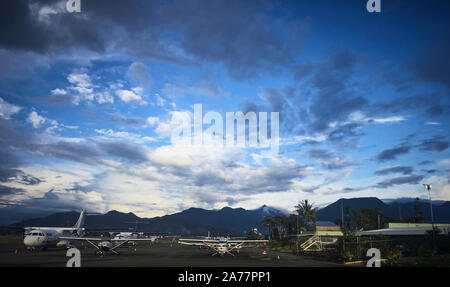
top-left (0, 0), bottom-right (449, 224)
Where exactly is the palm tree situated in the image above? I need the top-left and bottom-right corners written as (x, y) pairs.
top-left (295, 200), bottom-right (317, 230)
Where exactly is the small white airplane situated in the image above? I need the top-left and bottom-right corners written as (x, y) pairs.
top-left (23, 210), bottom-right (87, 250)
top-left (59, 236), bottom-right (157, 255)
top-left (110, 220), bottom-right (158, 245)
top-left (178, 237), bottom-right (268, 256)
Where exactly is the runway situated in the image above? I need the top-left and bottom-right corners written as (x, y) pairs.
top-left (0, 240), bottom-right (342, 267)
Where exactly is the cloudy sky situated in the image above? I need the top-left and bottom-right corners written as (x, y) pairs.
top-left (0, 0), bottom-right (449, 224)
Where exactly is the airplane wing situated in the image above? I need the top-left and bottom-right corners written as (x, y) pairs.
top-left (59, 236), bottom-right (105, 249)
top-left (178, 238), bottom-right (218, 243)
top-left (26, 227), bottom-right (84, 231)
top-left (178, 238), bottom-right (219, 247)
top-left (111, 238), bottom-right (156, 241)
top-left (227, 240), bottom-right (268, 243)
top-left (59, 236), bottom-right (156, 250)
top-left (60, 236), bottom-right (156, 242)
top-left (178, 241), bottom-right (206, 246)
top-left (59, 236), bottom-right (103, 241)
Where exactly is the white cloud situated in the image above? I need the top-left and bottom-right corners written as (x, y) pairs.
top-left (68, 72), bottom-right (92, 88)
top-left (31, 1), bottom-right (67, 23)
top-left (67, 71), bottom-right (95, 104)
top-left (64, 70), bottom-right (113, 105)
top-left (146, 116), bottom-right (159, 126)
top-left (280, 135), bottom-right (327, 146)
top-left (0, 162), bottom-right (107, 214)
top-left (115, 89), bottom-right (146, 104)
top-left (0, 97), bottom-right (21, 119)
top-left (346, 112), bottom-right (406, 125)
top-left (25, 111), bottom-right (76, 134)
top-left (423, 175), bottom-right (450, 201)
top-left (154, 110), bottom-right (192, 138)
top-left (95, 91), bottom-right (114, 104)
top-left (51, 88), bottom-right (67, 96)
top-left (27, 111), bottom-right (46, 128)
top-left (153, 93), bottom-right (166, 107)
top-left (95, 129), bottom-right (156, 144)
top-left (372, 116), bottom-right (405, 124)
top-left (439, 159), bottom-right (450, 167)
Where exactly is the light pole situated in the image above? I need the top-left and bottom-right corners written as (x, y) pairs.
top-left (423, 184), bottom-right (435, 228)
top-left (423, 184), bottom-right (436, 253)
top-left (296, 212), bottom-right (299, 255)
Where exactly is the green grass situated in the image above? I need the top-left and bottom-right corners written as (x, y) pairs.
top-left (0, 235), bottom-right (22, 243)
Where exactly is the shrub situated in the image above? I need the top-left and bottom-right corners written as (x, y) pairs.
top-left (386, 248), bottom-right (402, 266)
top-left (418, 245), bottom-right (432, 260)
top-left (341, 249), bottom-right (356, 262)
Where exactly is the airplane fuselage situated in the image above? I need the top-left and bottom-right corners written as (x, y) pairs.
top-left (23, 210), bottom-right (86, 249)
top-left (23, 229), bottom-right (84, 249)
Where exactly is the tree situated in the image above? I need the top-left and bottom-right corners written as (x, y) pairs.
top-left (352, 208), bottom-right (383, 231)
top-left (260, 216), bottom-right (275, 240)
top-left (295, 200), bottom-right (317, 231)
top-left (413, 198), bottom-right (425, 223)
top-left (342, 205), bottom-right (353, 234)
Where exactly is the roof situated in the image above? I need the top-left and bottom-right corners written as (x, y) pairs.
top-left (386, 223), bottom-right (450, 229)
top-left (296, 229), bottom-right (344, 237)
top-left (316, 221), bottom-right (337, 227)
top-left (357, 225), bottom-right (450, 236)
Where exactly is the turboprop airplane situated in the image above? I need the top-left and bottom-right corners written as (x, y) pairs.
top-left (60, 236), bottom-right (157, 255)
top-left (23, 210), bottom-right (86, 250)
top-left (178, 237), bottom-right (268, 256)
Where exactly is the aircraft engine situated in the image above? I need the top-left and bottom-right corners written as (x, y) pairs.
top-left (56, 240), bottom-right (71, 248)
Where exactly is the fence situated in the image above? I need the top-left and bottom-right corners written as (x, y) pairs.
top-left (338, 234), bottom-right (450, 259)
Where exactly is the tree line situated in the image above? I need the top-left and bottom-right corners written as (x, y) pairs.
top-left (260, 198), bottom-right (426, 240)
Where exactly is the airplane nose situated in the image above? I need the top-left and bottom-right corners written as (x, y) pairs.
top-left (24, 236), bottom-right (33, 246)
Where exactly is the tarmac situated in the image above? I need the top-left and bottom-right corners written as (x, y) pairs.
top-left (0, 240), bottom-right (343, 267)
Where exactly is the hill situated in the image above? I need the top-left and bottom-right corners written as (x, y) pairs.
top-left (316, 197), bottom-right (450, 224)
top-left (12, 205), bottom-right (285, 236)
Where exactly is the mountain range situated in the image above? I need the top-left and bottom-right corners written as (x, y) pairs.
top-left (9, 197), bottom-right (450, 235)
top-left (315, 197), bottom-right (450, 223)
top-left (11, 205), bottom-right (285, 236)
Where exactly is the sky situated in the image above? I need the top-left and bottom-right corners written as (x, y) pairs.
top-left (0, 0), bottom-right (449, 224)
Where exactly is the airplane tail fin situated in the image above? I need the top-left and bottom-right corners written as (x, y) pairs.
top-left (73, 209), bottom-right (86, 229)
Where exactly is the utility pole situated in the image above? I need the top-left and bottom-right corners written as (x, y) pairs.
top-left (423, 184), bottom-right (436, 253)
top-left (423, 184), bottom-right (435, 227)
top-left (341, 200), bottom-right (345, 252)
top-left (296, 212), bottom-right (299, 255)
